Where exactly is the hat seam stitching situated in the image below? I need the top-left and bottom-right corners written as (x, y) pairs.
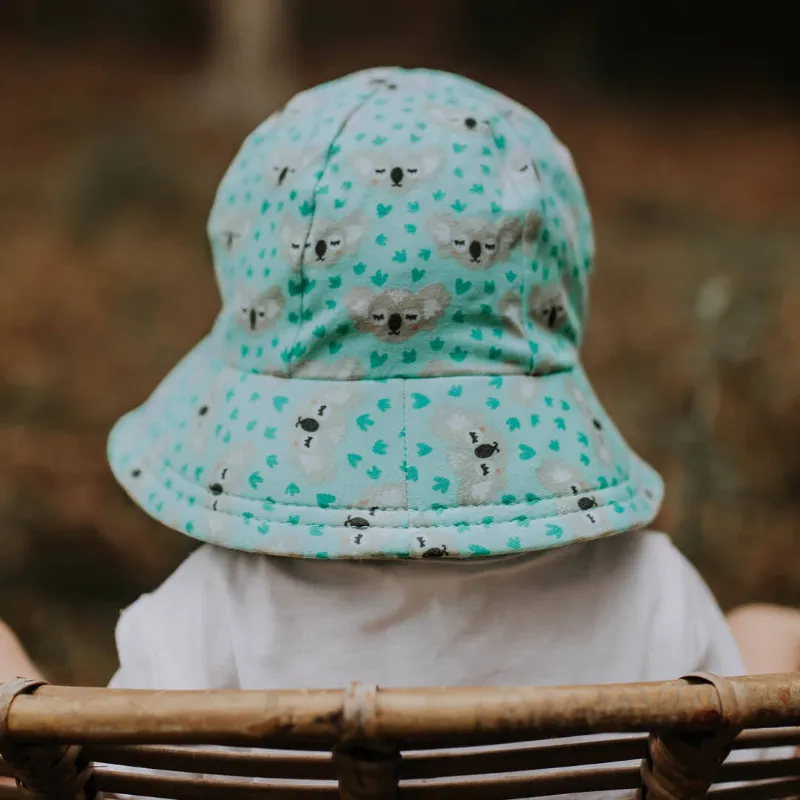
top-left (285, 83), bottom-right (384, 372)
top-left (400, 378), bottom-right (411, 518)
top-left (118, 459), bottom-right (658, 539)
top-left (119, 453), bottom-right (648, 521)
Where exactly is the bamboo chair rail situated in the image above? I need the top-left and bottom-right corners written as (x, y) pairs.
top-left (0, 673), bottom-right (796, 799)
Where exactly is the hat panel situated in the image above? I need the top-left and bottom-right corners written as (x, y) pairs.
top-left (207, 68), bottom-right (593, 383)
top-left (109, 358), bottom-right (663, 558)
top-left (107, 67), bottom-right (662, 560)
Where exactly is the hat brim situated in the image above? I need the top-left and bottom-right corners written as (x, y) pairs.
top-left (108, 338), bottom-right (663, 559)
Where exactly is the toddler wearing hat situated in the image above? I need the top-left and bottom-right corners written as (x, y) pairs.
top-left (97, 66), bottom-right (759, 694)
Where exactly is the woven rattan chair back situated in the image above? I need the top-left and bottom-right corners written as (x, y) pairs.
top-left (0, 673), bottom-right (797, 799)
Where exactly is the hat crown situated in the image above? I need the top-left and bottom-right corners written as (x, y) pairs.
top-left (207, 68), bottom-right (594, 381)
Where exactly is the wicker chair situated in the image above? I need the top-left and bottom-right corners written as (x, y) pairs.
top-left (0, 673), bottom-right (797, 799)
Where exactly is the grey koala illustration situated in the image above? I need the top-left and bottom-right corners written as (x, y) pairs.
top-left (425, 104), bottom-right (492, 133)
top-left (205, 441), bottom-right (258, 520)
top-left (349, 147), bottom-right (443, 191)
top-left (429, 212), bottom-right (540, 270)
top-left (280, 213), bottom-right (366, 269)
top-left (234, 286), bottom-right (285, 333)
top-left (268, 149), bottom-right (299, 188)
top-left (345, 284), bottom-right (450, 342)
top-left (433, 407), bottom-right (507, 505)
top-left (210, 209), bottom-right (253, 255)
top-left (564, 379), bottom-right (614, 468)
top-left (185, 373), bottom-right (230, 458)
top-left (290, 384), bottom-right (361, 483)
top-left (536, 459), bottom-right (586, 498)
top-left (186, 402), bottom-right (214, 459)
top-left (528, 284), bottom-right (569, 333)
top-left (536, 458), bottom-right (609, 527)
top-left (266, 147), bottom-right (299, 188)
top-left (266, 145), bottom-right (321, 188)
top-left (499, 284), bottom-right (570, 338)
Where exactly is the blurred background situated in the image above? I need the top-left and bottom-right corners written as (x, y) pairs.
top-left (1, 0), bottom-right (799, 684)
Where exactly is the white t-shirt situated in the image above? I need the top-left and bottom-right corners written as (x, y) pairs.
top-left (109, 530), bottom-right (744, 690)
top-left (107, 531), bottom-right (764, 800)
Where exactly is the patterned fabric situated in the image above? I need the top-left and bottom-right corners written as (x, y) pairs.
top-left (108, 67), bottom-right (663, 559)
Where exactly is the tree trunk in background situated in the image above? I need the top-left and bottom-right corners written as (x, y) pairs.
top-left (199, 0), bottom-right (296, 124)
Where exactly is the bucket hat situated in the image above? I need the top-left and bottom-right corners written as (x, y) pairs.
top-left (108, 67), bottom-right (663, 559)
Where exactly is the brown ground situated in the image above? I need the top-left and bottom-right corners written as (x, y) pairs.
top-left (1, 42), bottom-right (799, 684)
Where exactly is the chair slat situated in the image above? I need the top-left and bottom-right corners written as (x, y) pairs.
top-left (83, 730), bottom-right (799, 783)
top-left (734, 728), bottom-right (800, 750)
top-left (1, 751), bottom-right (796, 798)
top-left (709, 778), bottom-right (800, 800)
top-left (2, 729), bottom-right (796, 784)
top-left (398, 758), bottom-right (800, 800)
top-left (94, 767), bottom-right (338, 799)
top-left (399, 764), bottom-right (640, 799)
top-left (400, 729), bottom-right (800, 779)
top-left (88, 745), bottom-right (337, 780)
top-left (400, 736), bottom-right (645, 779)
top-left (721, 758), bottom-right (800, 782)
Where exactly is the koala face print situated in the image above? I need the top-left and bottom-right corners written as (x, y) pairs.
top-left (349, 148), bottom-right (443, 191)
top-left (433, 408), bottom-right (507, 505)
top-left (210, 209), bottom-right (253, 256)
top-left (235, 286), bottom-right (285, 333)
top-left (308, 215), bottom-right (366, 266)
top-left (269, 156), bottom-right (297, 188)
top-left (187, 402), bottom-right (213, 457)
top-left (500, 146), bottom-right (543, 208)
top-left (185, 373), bottom-right (229, 458)
top-left (565, 380), bottom-right (614, 468)
top-left (290, 384), bottom-right (360, 483)
top-left (266, 147), bottom-right (300, 187)
top-left (280, 213), bottom-right (366, 270)
top-left (528, 284), bottom-right (568, 333)
top-left (279, 216), bottom-right (310, 267)
top-left (535, 459), bottom-right (586, 497)
top-left (345, 284), bottom-right (450, 342)
top-left (266, 145), bottom-right (321, 188)
top-left (536, 458), bottom-right (606, 527)
top-left (207, 442), bottom-right (257, 510)
top-left (429, 214), bottom-right (526, 269)
top-left (425, 104), bottom-right (492, 134)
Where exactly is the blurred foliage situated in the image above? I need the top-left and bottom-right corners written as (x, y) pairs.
top-left (0, 0), bottom-right (798, 684)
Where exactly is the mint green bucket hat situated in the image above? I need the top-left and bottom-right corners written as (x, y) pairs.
top-left (108, 67), bottom-right (663, 559)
